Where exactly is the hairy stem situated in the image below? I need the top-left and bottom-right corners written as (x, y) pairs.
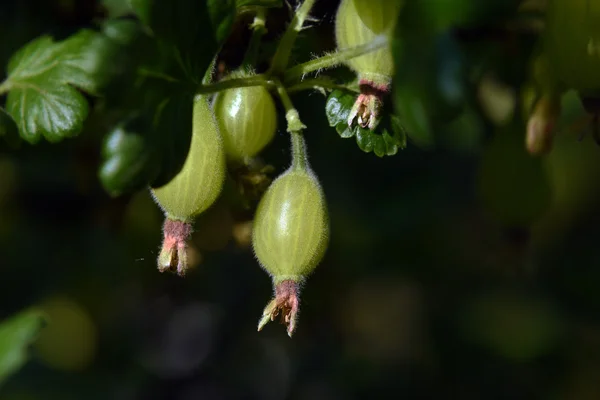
top-left (275, 81), bottom-right (308, 171)
top-left (138, 68), bottom-right (180, 83)
top-left (195, 74), bottom-right (274, 97)
top-left (283, 34), bottom-right (389, 83)
top-left (242, 8), bottom-right (268, 69)
top-left (287, 77), bottom-right (359, 94)
top-left (268, 0), bottom-right (317, 75)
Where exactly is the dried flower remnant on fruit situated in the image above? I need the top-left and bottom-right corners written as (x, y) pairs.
top-left (526, 94), bottom-right (560, 156)
top-left (257, 280), bottom-right (300, 337)
top-left (157, 219), bottom-right (193, 276)
top-left (348, 79), bottom-right (389, 130)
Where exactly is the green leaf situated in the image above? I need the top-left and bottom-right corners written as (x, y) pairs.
top-left (130, 0), bottom-right (235, 82)
top-left (99, 115), bottom-right (160, 197)
top-left (236, 0), bottom-right (283, 10)
top-left (0, 309), bottom-right (46, 387)
top-left (0, 108), bottom-right (20, 148)
top-left (325, 89), bottom-right (406, 157)
top-left (4, 35), bottom-right (92, 143)
top-left (101, 0), bottom-right (134, 17)
top-left (3, 22), bottom-right (147, 144)
top-left (393, 24), bottom-right (467, 148)
top-left (99, 91), bottom-right (194, 196)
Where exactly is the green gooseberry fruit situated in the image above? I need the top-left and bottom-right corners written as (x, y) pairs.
top-left (150, 96), bottom-right (226, 275)
top-left (213, 74), bottom-right (278, 163)
top-left (335, 0), bottom-right (403, 130)
top-left (335, 0), bottom-right (402, 85)
top-left (545, 0), bottom-right (600, 93)
top-left (252, 135), bottom-right (329, 337)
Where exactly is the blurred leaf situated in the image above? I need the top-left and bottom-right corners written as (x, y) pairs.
top-left (0, 309), bottom-right (45, 387)
top-left (129, 0), bottom-right (235, 82)
top-left (0, 108), bottom-right (19, 148)
top-left (461, 290), bottom-right (563, 362)
top-left (101, 0), bottom-right (134, 17)
top-left (236, 0), bottom-right (283, 10)
top-left (99, 90), bottom-right (194, 196)
top-left (99, 115), bottom-right (159, 197)
top-left (393, 26), bottom-right (467, 148)
top-left (325, 89), bottom-right (406, 157)
top-left (402, 0), bottom-right (521, 33)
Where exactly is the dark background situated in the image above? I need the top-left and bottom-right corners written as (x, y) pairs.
top-left (3, 1), bottom-right (600, 399)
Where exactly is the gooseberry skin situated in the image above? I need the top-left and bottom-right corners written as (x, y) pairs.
top-left (335, 0), bottom-right (402, 86)
top-left (545, 0), bottom-right (600, 92)
top-left (252, 168), bottom-right (329, 284)
top-left (213, 85), bottom-right (277, 162)
top-left (151, 96), bottom-right (226, 222)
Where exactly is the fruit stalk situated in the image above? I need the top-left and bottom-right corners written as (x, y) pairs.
top-left (242, 8), bottom-right (268, 69)
top-left (268, 0), bottom-right (317, 74)
top-left (257, 280), bottom-right (301, 336)
top-left (252, 83), bottom-right (329, 337)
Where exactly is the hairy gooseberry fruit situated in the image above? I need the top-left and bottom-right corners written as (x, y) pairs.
top-left (252, 134), bottom-right (329, 337)
top-left (213, 73), bottom-right (278, 163)
top-left (335, 0), bottom-right (403, 130)
top-left (151, 96), bottom-right (226, 276)
top-left (545, 0), bottom-right (600, 93)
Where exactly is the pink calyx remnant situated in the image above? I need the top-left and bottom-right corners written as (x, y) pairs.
top-left (157, 218), bottom-right (193, 276)
top-left (348, 79), bottom-right (390, 130)
top-left (257, 280), bottom-right (301, 338)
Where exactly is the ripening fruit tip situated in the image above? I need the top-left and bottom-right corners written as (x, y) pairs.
top-left (150, 96), bottom-right (226, 276)
top-left (252, 148), bottom-right (329, 336)
top-left (335, 0), bottom-right (402, 130)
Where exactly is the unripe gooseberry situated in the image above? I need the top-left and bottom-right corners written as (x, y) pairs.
top-left (545, 0), bottom-right (600, 93)
top-left (253, 133), bottom-right (329, 337)
top-left (335, 0), bottom-right (402, 85)
top-left (213, 73), bottom-right (278, 162)
top-left (335, 0), bottom-right (403, 130)
top-left (150, 96), bottom-right (226, 275)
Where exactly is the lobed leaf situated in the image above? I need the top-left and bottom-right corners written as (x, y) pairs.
top-left (99, 91), bottom-right (194, 197)
top-left (129, 0), bottom-right (235, 82)
top-left (3, 21), bottom-right (147, 144)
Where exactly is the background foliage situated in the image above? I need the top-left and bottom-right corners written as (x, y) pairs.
top-left (3, 0), bottom-right (600, 399)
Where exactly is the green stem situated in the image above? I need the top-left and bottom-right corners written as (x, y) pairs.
top-left (195, 74), bottom-right (274, 96)
top-left (138, 68), bottom-right (180, 83)
top-left (202, 55), bottom-right (218, 85)
top-left (283, 34), bottom-right (389, 83)
top-left (0, 80), bottom-right (12, 96)
top-left (287, 77), bottom-right (359, 94)
top-left (275, 81), bottom-right (308, 171)
top-left (242, 8), bottom-right (268, 69)
top-left (268, 0), bottom-right (317, 75)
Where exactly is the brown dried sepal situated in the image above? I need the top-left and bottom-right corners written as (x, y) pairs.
top-left (526, 93), bottom-right (561, 156)
top-left (257, 280), bottom-right (301, 338)
top-left (157, 218), bottom-right (193, 276)
top-left (348, 79), bottom-right (390, 130)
